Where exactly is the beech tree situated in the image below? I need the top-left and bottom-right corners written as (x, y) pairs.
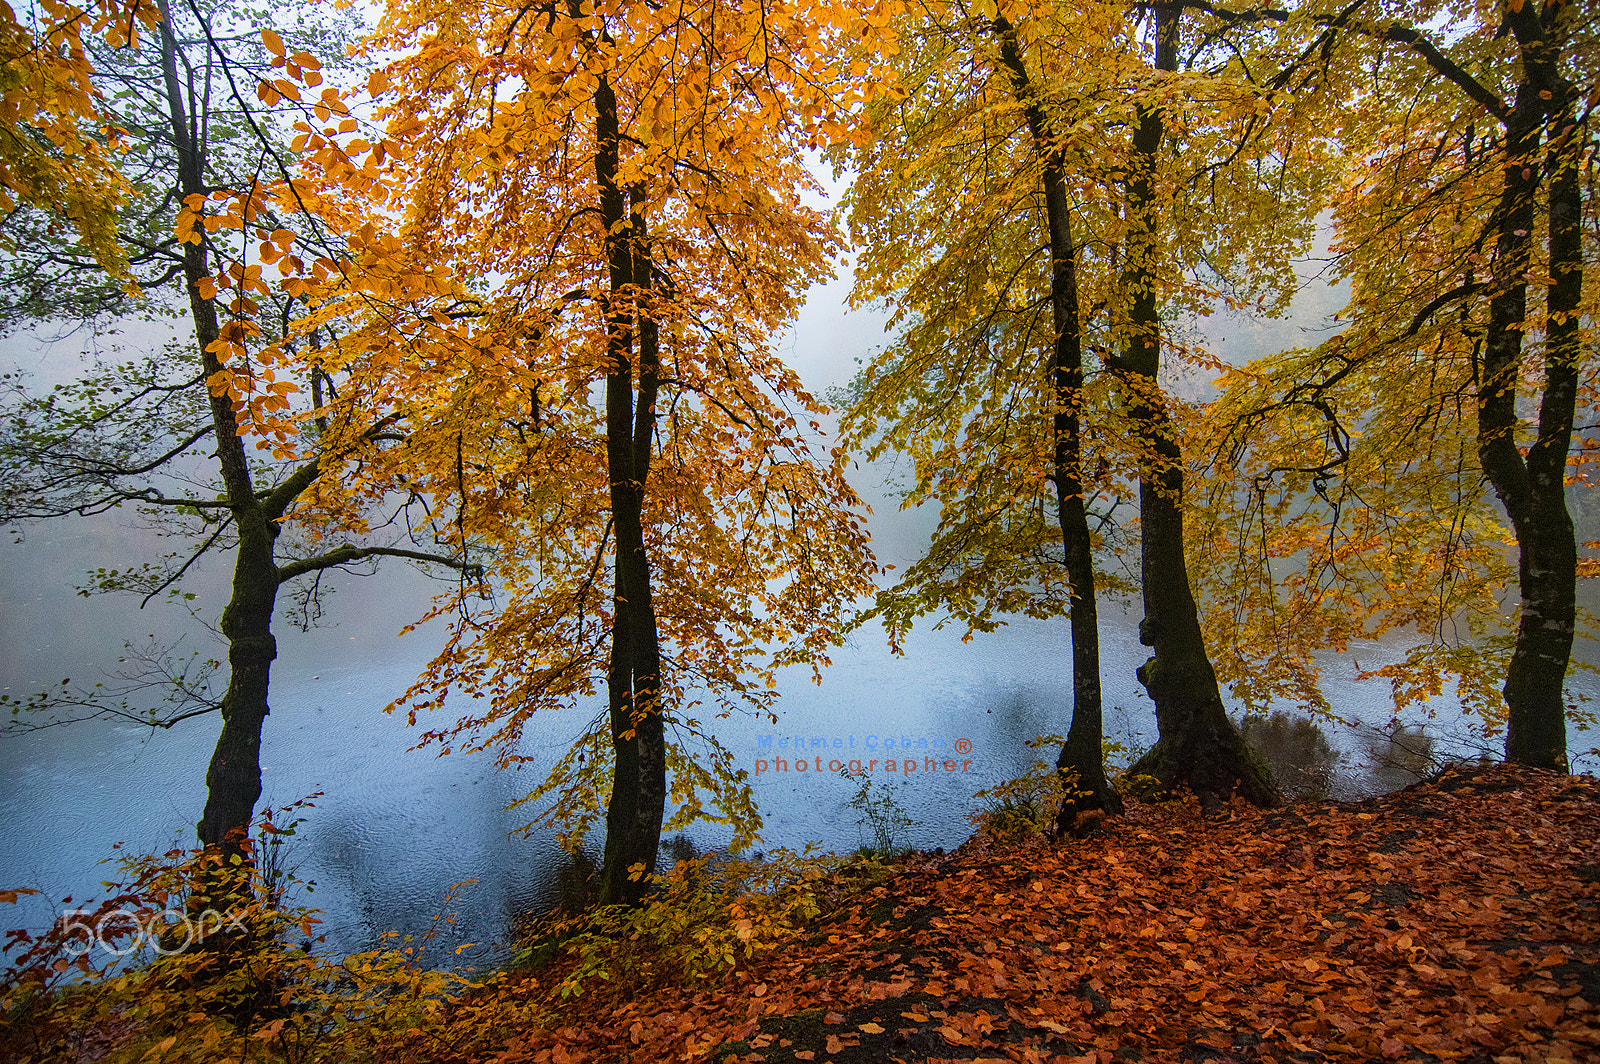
top-left (0, 1), bottom-right (473, 860)
top-left (1195, 0), bottom-right (1597, 771)
top-left (1106, 0), bottom-right (1288, 808)
top-left (840, 0), bottom-right (1336, 812)
top-left (836, 0), bottom-right (1139, 825)
top-left (285, 0), bottom-right (883, 903)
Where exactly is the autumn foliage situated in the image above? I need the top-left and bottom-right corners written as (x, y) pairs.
top-left (0, 0), bottom-right (145, 275)
top-left (3, 0), bottom-right (1599, 1057)
top-left (0, 814), bottom-right (477, 1064)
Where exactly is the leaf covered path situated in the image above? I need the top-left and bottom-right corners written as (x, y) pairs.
top-left (475, 766), bottom-right (1599, 1064)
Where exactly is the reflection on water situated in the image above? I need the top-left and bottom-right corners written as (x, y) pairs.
top-left (2, 594), bottom-right (1594, 969)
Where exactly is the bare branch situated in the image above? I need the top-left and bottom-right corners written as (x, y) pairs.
top-left (274, 543), bottom-right (481, 585)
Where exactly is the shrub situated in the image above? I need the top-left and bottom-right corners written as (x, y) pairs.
top-left (969, 738), bottom-right (1068, 838)
top-left (523, 846), bottom-right (839, 1000)
top-left (841, 769), bottom-right (915, 858)
top-left (1238, 710), bottom-right (1342, 802)
top-left (1, 813), bottom-right (480, 1064)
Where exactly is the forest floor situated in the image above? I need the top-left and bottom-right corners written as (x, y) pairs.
top-left (467, 764), bottom-right (1600, 1064)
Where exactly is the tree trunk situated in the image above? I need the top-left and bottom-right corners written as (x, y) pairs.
top-left (160, 14), bottom-right (280, 858)
top-left (1111, 3), bottom-right (1277, 811)
top-left (195, 509), bottom-right (279, 854)
top-left (1477, 5), bottom-right (1578, 772)
top-left (595, 70), bottom-right (666, 906)
top-left (1039, 111), bottom-right (1122, 828)
top-left (991, 16), bottom-right (1121, 827)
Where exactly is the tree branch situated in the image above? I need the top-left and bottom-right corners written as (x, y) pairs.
top-left (140, 513), bottom-right (235, 606)
top-left (1180, 0), bottom-right (1511, 123)
top-left (274, 543), bottom-right (481, 585)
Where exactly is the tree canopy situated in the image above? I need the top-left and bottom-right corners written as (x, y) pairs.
top-left (1, 0), bottom-right (1595, 911)
top-left (1195, 0), bottom-right (1599, 770)
top-left (220, 0), bottom-right (889, 899)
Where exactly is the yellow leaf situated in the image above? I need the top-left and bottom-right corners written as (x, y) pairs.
top-left (253, 1019), bottom-right (286, 1039)
top-left (261, 28), bottom-right (284, 55)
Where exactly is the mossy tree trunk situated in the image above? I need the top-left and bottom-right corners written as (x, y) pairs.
top-left (1109, 2), bottom-right (1277, 812)
top-left (161, 12), bottom-right (477, 868)
top-left (161, 14), bottom-right (278, 860)
top-left (1478, 3), bottom-right (1580, 773)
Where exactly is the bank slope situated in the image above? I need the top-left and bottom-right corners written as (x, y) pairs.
top-left (470, 764), bottom-right (1598, 1064)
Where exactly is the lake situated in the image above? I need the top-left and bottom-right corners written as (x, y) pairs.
top-left (0, 512), bottom-right (1156, 967)
top-left (4, 502), bottom-right (1590, 971)
top-left (3, 276), bottom-right (1595, 970)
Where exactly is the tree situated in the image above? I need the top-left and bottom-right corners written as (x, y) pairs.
top-left (1193, 0), bottom-right (1597, 770)
top-left (990, 11), bottom-right (1125, 825)
top-left (840, 0), bottom-right (1331, 812)
top-left (0, 0), bottom-right (473, 863)
top-left (836, 0), bottom-right (1136, 825)
top-left (1336, 0), bottom-right (1594, 771)
top-left (1109, 1), bottom-right (1281, 809)
top-left (296, 0), bottom-right (881, 903)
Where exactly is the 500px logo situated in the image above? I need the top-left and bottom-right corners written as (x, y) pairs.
top-left (57, 907), bottom-right (248, 957)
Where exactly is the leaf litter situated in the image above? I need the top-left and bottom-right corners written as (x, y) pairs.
top-left (457, 765), bottom-right (1599, 1064)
